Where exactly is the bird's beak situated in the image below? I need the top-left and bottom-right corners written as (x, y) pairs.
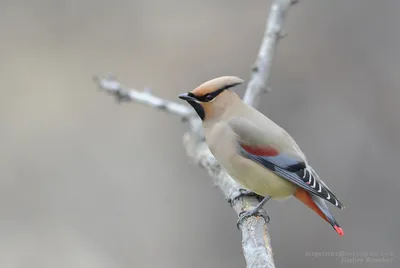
top-left (178, 92), bottom-right (197, 102)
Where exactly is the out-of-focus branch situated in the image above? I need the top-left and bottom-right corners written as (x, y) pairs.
top-left (243, 0), bottom-right (296, 107)
top-left (94, 1), bottom-right (295, 267)
top-left (93, 74), bottom-right (193, 119)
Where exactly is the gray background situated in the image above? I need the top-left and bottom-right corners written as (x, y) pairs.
top-left (0, 0), bottom-right (399, 267)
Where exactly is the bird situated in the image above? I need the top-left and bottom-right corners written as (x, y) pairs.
top-left (178, 76), bottom-right (345, 236)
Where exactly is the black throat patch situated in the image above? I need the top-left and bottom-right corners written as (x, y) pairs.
top-left (187, 100), bottom-right (205, 120)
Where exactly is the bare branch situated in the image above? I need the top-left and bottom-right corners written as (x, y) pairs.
top-left (94, 1), bottom-right (294, 267)
top-left (93, 74), bottom-right (193, 120)
top-left (243, 0), bottom-right (294, 107)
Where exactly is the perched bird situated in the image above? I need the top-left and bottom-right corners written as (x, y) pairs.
top-left (179, 76), bottom-right (345, 236)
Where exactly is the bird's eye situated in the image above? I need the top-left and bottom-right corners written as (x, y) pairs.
top-left (205, 94), bottom-right (214, 102)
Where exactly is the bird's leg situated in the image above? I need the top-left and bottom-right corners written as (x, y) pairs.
top-left (237, 196), bottom-right (271, 229)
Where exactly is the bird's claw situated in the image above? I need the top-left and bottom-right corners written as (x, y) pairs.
top-left (229, 189), bottom-right (264, 205)
top-left (236, 208), bottom-right (270, 229)
top-left (239, 189), bottom-right (264, 202)
top-left (239, 189), bottom-right (253, 195)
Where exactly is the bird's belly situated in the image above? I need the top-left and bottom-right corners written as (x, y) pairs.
top-left (224, 158), bottom-right (296, 199)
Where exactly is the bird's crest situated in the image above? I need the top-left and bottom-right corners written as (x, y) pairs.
top-left (190, 76), bottom-right (243, 97)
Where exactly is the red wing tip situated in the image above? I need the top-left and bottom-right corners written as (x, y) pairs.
top-left (334, 226), bottom-right (344, 236)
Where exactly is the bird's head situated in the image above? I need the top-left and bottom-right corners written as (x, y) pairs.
top-left (178, 76), bottom-right (243, 120)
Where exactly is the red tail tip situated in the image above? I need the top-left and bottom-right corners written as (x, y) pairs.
top-left (334, 226), bottom-right (344, 236)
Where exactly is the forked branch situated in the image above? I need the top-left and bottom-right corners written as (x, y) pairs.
top-left (94, 1), bottom-right (296, 267)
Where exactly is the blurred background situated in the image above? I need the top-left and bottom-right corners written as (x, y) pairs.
top-left (0, 0), bottom-right (399, 267)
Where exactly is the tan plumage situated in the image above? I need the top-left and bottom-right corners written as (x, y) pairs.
top-left (179, 76), bottom-right (345, 236)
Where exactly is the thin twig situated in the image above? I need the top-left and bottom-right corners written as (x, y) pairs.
top-left (94, 1), bottom-right (295, 267)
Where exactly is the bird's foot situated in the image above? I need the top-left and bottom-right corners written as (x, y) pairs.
top-left (229, 189), bottom-right (264, 205)
top-left (239, 189), bottom-right (263, 199)
top-left (237, 208), bottom-right (270, 229)
top-left (236, 196), bottom-right (271, 229)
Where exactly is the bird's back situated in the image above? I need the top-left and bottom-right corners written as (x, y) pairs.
top-left (230, 101), bottom-right (307, 160)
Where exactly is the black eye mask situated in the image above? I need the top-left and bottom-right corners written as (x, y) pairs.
top-left (182, 82), bottom-right (242, 120)
top-left (192, 83), bottom-right (241, 102)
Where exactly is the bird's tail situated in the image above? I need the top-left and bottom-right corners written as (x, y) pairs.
top-left (294, 188), bottom-right (344, 236)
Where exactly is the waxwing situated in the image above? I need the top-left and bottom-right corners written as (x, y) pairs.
top-left (179, 76), bottom-right (345, 236)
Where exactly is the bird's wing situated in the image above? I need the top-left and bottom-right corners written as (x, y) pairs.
top-left (228, 117), bottom-right (344, 209)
